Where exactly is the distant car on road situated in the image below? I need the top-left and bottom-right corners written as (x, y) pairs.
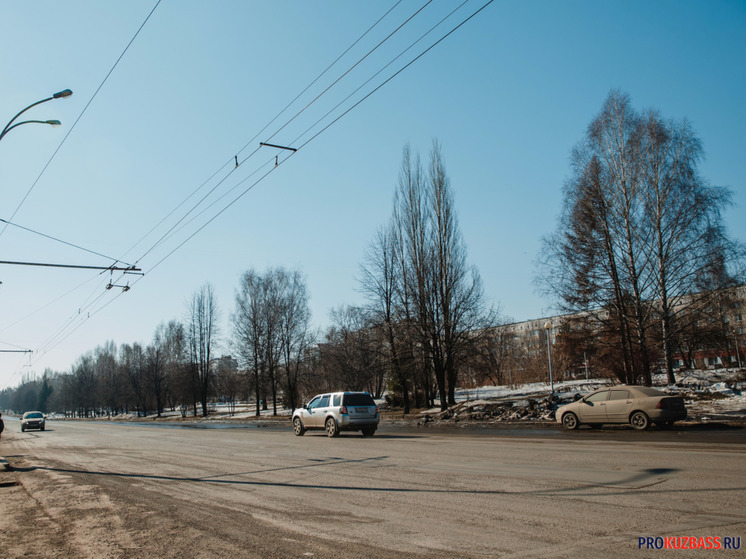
top-left (21, 411), bottom-right (46, 432)
top-left (292, 392), bottom-right (379, 437)
top-left (556, 386), bottom-right (687, 430)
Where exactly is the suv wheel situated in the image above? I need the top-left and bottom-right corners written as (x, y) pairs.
top-left (293, 417), bottom-right (305, 436)
top-left (362, 427), bottom-right (376, 438)
top-left (325, 417), bottom-right (339, 437)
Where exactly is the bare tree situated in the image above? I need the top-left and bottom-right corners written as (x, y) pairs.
top-left (233, 269), bottom-right (267, 416)
top-left (214, 356), bottom-right (240, 415)
top-left (260, 270), bottom-right (285, 414)
top-left (120, 343), bottom-right (148, 417)
top-left (187, 283), bottom-right (219, 417)
top-left (94, 341), bottom-right (121, 415)
top-left (360, 221), bottom-right (415, 412)
top-left (148, 323), bottom-right (176, 417)
top-left (233, 268), bottom-right (314, 415)
top-left (323, 305), bottom-right (386, 396)
top-left (71, 354), bottom-right (97, 417)
top-left (638, 110), bottom-right (737, 382)
top-left (277, 269), bottom-right (313, 412)
top-left (159, 320), bottom-right (188, 412)
top-left (396, 143), bottom-right (495, 409)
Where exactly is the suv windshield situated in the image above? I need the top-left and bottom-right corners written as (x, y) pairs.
top-left (25, 412), bottom-right (43, 419)
top-left (343, 393), bottom-right (375, 406)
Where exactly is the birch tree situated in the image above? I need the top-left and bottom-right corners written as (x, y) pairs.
top-left (540, 90), bottom-right (741, 384)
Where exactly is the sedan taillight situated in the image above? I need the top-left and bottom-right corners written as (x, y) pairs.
top-left (656, 399), bottom-right (668, 410)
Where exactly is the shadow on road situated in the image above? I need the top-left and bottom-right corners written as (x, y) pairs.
top-left (18, 460), bottom-right (736, 500)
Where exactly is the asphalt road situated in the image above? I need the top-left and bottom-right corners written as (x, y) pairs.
top-left (1, 419), bottom-right (744, 558)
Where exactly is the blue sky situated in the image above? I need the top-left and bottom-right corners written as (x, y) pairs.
top-left (1, 0), bottom-right (744, 389)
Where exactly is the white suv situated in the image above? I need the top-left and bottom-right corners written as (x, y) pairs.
top-left (292, 392), bottom-right (379, 437)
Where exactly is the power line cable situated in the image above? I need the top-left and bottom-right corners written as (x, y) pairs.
top-left (121, 157), bottom-right (235, 261)
top-left (136, 0), bottom-right (494, 278)
top-left (29, 282), bottom-right (113, 362)
top-left (232, 0), bottom-right (404, 161)
top-left (0, 340), bottom-right (32, 351)
top-left (297, 0), bottom-right (495, 152)
top-left (141, 156), bottom-right (276, 257)
top-left (15, 0), bottom-right (495, 372)
top-left (1, 1), bottom-right (162, 373)
top-left (125, 1), bottom-right (406, 265)
top-left (0, 0), bottom-right (162, 241)
top-left (132, 154), bottom-right (254, 263)
top-left (290, 0), bottom-right (472, 148)
top-left (27, 270), bottom-right (135, 365)
top-left (264, 0), bottom-right (433, 146)
top-left (0, 273), bottom-right (105, 336)
top-left (0, 218), bottom-right (134, 266)
top-left (149, 0), bottom-right (465, 262)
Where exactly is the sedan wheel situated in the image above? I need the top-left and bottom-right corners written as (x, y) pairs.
top-left (326, 417), bottom-right (339, 437)
top-left (630, 411), bottom-right (650, 430)
top-left (293, 417), bottom-right (305, 436)
top-left (561, 412), bottom-right (579, 430)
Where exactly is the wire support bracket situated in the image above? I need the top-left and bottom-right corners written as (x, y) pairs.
top-left (106, 282), bottom-right (130, 292)
top-left (259, 142), bottom-right (297, 152)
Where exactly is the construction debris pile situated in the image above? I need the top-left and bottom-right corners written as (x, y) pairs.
top-left (417, 395), bottom-right (576, 425)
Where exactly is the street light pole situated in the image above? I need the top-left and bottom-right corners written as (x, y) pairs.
top-left (0, 89), bottom-right (72, 142)
top-left (544, 321), bottom-right (554, 396)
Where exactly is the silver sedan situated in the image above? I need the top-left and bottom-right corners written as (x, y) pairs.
top-left (556, 386), bottom-right (687, 430)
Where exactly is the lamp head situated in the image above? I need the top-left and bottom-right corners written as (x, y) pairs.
top-left (53, 89), bottom-right (73, 99)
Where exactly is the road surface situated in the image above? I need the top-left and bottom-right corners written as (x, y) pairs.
top-left (1, 419), bottom-right (744, 558)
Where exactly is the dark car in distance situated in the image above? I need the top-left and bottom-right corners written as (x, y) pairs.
top-left (21, 411), bottom-right (46, 432)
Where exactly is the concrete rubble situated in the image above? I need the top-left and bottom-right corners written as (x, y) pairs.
top-left (417, 394), bottom-right (572, 425)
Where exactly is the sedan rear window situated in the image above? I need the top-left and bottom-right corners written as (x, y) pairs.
top-left (343, 393), bottom-right (375, 406)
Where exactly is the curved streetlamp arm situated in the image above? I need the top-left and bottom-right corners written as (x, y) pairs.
top-left (0, 120), bottom-right (62, 142)
top-left (1, 89), bottom-right (72, 141)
